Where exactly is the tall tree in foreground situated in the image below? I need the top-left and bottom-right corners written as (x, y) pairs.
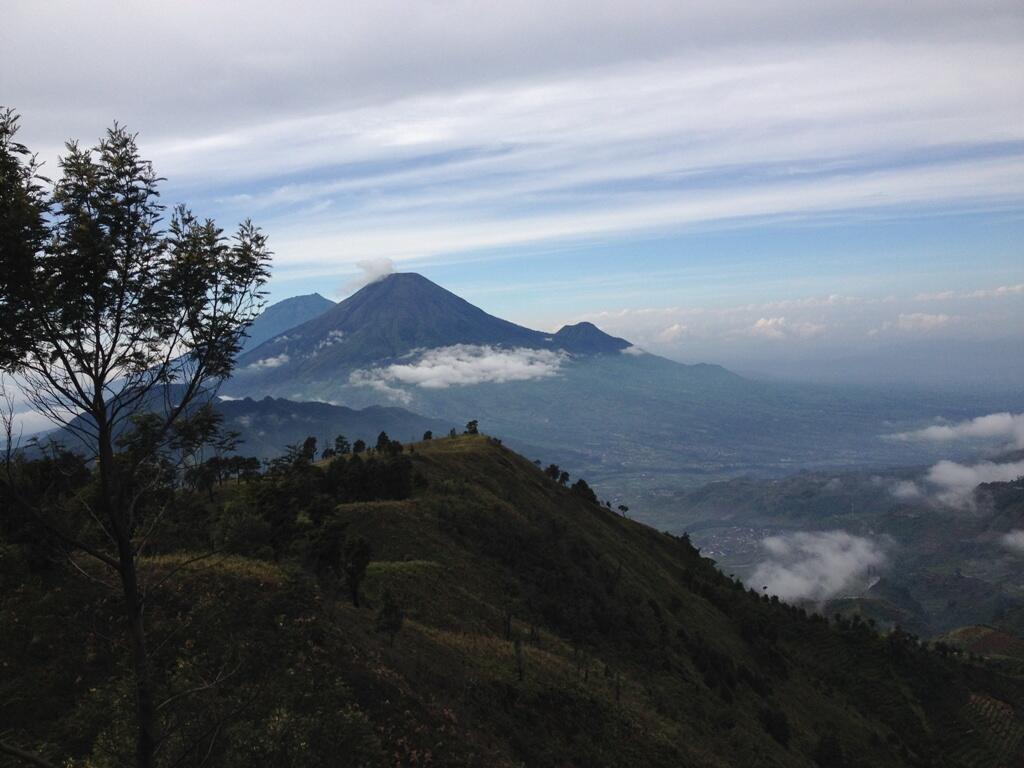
top-left (0, 109), bottom-right (270, 768)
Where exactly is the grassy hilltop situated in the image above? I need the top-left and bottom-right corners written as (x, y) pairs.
top-left (3, 434), bottom-right (1024, 766)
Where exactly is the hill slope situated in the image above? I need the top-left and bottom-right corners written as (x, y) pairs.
top-left (4, 436), bottom-right (1023, 766)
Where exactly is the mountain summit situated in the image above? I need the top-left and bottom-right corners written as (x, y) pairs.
top-left (241, 292), bottom-right (334, 352)
top-left (237, 273), bottom-right (625, 375)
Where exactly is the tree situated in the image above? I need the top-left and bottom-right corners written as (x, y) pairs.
top-left (422, 430), bottom-right (432, 441)
top-left (448, 428), bottom-right (457, 438)
top-left (333, 434), bottom-right (350, 454)
top-left (342, 535), bottom-right (372, 607)
top-left (617, 504), bottom-right (629, 517)
top-left (375, 588), bottom-right (404, 646)
top-left (352, 438), bottom-right (366, 454)
top-left (545, 463), bottom-right (561, 480)
top-left (571, 478), bottom-right (598, 504)
top-left (300, 435), bottom-right (317, 462)
top-left (558, 471), bottom-right (570, 486)
top-left (375, 430), bottom-right (391, 452)
top-left (464, 419), bottom-right (479, 435)
top-left (0, 116), bottom-right (269, 768)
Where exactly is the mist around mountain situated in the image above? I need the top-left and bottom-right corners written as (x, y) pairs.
top-left (6, 434), bottom-right (1024, 766)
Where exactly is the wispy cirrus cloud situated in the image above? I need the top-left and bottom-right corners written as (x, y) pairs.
top-left (7, 2), bottom-right (1024, 278)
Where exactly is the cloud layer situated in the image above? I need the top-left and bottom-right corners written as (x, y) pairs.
top-left (893, 412), bottom-right (1024, 449)
top-left (749, 530), bottom-right (887, 602)
top-left (350, 345), bottom-right (565, 399)
top-left (6, 2), bottom-right (1023, 277)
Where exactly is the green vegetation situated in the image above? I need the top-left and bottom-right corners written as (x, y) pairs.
top-left (4, 435), bottom-right (1024, 766)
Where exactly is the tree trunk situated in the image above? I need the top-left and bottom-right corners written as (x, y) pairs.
top-left (118, 551), bottom-right (159, 768)
top-left (97, 412), bottom-right (159, 768)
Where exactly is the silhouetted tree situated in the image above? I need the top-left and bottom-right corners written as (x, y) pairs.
top-left (301, 436), bottom-right (317, 462)
top-left (558, 471), bottom-right (570, 486)
top-left (334, 434), bottom-right (350, 454)
top-left (422, 430), bottom-right (433, 441)
top-left (448, 428), bottom-right (457, 438)
top-left (375, 588), bottom-right (404, 646)
top-left (352, 439), bottom-right (366, 454)
top-left (545, 464), bottom-right (561, 480)
top-left (571, 478), bottom-right (598, 504)
top-left (342, 536), bottom-right (372, 607)
top-left (465, 419), bottom-right (479, 435)
top-left (617, 504), bottom-right (629, 516)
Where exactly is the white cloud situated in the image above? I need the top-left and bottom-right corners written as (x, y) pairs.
top-left (350, 345), bottom-right (565, 396)
top-left (658, 323), bottom-right (688, 342)
top-left (247, 353), bottom-right (290, 369)
top-left (1002, 530), bottom-right (1024, 554)
top-left (749, 530), bottom-right (887, 603)
top-left (916, 284), bottom-right (1024, 301)
top-left (342, 257), bottom-right (395, 294)
top-left (749, 316), bottom-right (825, 340)
top-left (621, 345), bottom-right (647, 356)
top-left (892, 412), bottom-right (1024, 449)
top-left (925, 458), bottom-right (1024, 508)
top-left (8, 2), bottom-right (1024, 277)
top-left (891, 480), bottom-right (923, 500)
top-left (872, 312), bottom-right (955, 335)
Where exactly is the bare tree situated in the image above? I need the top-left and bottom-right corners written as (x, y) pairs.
top-left (0, 109), bottom-right (269, 767)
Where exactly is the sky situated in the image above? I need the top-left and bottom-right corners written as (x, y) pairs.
top-left (3, 0), bottom-right (1023, 385)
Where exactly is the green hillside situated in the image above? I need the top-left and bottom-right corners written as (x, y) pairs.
top-left (4, 435), bottom-right (1024, 767)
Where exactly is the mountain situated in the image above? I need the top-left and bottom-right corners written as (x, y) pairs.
top-left (551, 321), bottom-right (631, 354)
top-left (241, 292), bottom-right (335, 352)
top-left (5, 435), bottom-right (1023, 766)
top-left (238, 273), bottom-right (549, 372)
top-left (225, 273), bottom-right (1022, 518)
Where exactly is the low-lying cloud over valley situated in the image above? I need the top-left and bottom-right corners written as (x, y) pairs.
top-left (749, 530), bottom-right (887, 603)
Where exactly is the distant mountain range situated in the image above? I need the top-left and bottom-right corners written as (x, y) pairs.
top-left (224, 273), bottom-right (1021, 517)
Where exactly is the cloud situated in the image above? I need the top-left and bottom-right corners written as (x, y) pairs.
top-left (925, 458), bottom-right (1024, 508)
top-left (916, 284), bottom-right (1024, 301)
top-left (892, 412), bottom-right (1024, 449)
top-left (749, 530), bottom-right (887, 603)
top-left (8, 3), bottom-right (1024, 281)
top-left (749, 316), bottom-right (825, 340)
top-left (657, 323), bottom-right (688, 342)
top-left (247, 353), bottom-right (290, 369)
top-left (890, 480), bottom-right (923, 500)
top-left (342, 258), bottom-right (394, 294)
top-left (350, 345), bottom-right (565, 397)
top-left (1002, 530), bottom-right (1024, 555)
top-left (871, 312), bottom-right (955, 335)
